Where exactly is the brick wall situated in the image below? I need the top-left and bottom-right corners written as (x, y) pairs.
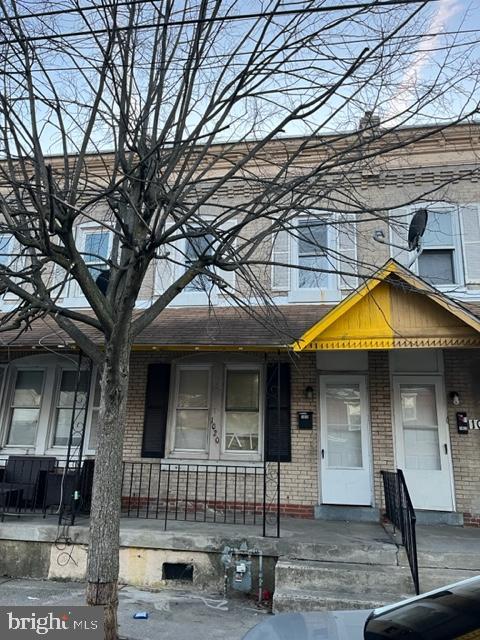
top-left (368, 351), bottom-right (395, 508)
top-left (444, 349), bottom-right (480, 525)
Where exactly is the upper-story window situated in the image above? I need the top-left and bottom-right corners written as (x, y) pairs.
top-left (0, 234), bottom-right (13, 267)
top-left (418, 209), bottom-right (458, 286)
top-left (272, 214), bottom-right (356, 301)
top-left (83, 229), bottom-right (111, 281)
top-left (67, 224), bottom-right (113, 301)
top-left (184, 231), bottom-right (215, 293)
top-left (154, 218), bottom-right (236, 306)
top-left (390, 204), bottom-right (464, 289)
top-left (296, 219), bottom-right (329, 289)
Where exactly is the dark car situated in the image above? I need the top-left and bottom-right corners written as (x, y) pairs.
top-left (242, 576), bottom-right (480, 640)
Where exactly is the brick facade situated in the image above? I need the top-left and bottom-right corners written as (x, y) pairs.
top-left (119, 347), bottom-right (480, 522)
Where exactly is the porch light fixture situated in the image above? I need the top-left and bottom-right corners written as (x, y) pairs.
top-left (450, 391), bottom-right (460, 406)
top-left (304, 385), bottom-right (314, 400)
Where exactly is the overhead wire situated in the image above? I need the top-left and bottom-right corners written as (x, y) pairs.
top-left (0, 0), bottom-right (443, 46)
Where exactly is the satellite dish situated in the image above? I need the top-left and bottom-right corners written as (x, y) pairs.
top-left (408, 208), bottom-right (428, 251)
top-left (95, 269), bottom-right (110, 295)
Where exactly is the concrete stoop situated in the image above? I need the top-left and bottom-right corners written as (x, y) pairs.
top-left (272, 558), bottom-right (480, 614)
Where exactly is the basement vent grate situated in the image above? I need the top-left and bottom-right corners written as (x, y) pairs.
top-left (162, 563), bottom-right (194, 581)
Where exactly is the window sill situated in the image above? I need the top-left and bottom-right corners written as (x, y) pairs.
top-left (288, 288), bottom-right (341, 303)
top-left (138, 457), bottom-right (264, 469)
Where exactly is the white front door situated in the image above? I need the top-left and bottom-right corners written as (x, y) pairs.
top-left (393, 376), bottom-right (454, 511)
top-left (319, 376), bottom-right (372, 505)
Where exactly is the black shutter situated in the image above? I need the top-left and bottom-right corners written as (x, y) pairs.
top-left (141, 363), bottom-right (171, 458)
top-left (264, 362), bottom-right (291, 462)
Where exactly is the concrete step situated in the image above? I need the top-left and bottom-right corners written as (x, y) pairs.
top-left (279, 540), bottom-right (398, 566)
top-left (273, 587), bottom-right (409, 613)
top-left (418, 567), bottom-right (479, 593)
top-left (417, 550), bottom-right (480, 572)
top-left (275, 559), bottom-right (414, 594)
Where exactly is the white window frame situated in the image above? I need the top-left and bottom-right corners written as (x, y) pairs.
top-left (417, 205), bottom-right (463, 289)
top-left (0, 355), bottom-right (99, 456)
top-left (154, 216), bottom-right (237, 307)
top-left (167, 364), bottom-right (213, 459)
top-left (288, 215), bottom-right (340, 302)
top-left (46, 366), bottom-right (97, 453)
top-left (166, 361), bottom-right (264, 462)
top-left (389, 204), bottom-right (465, 291)
top-left (221, 364), bottom-right (263, 462)
top-left (64, 223), bottom-right (113, 306)
top-left (1, 364), bottom-right (49, 453)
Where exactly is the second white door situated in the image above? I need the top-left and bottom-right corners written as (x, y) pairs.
top-left (319, 376), bottom-right (372, 506)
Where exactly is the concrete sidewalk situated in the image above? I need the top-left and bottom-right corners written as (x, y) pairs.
top-left (0, 578), bottom-right (266, 640)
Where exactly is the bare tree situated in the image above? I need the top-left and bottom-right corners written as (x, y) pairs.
top-left (0, 0), bottom-right (478, 636)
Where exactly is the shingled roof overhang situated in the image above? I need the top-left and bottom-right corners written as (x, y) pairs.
top-left (0, 304), bottom-right (335, 352)
top-left (0, 262), bottom-right (479, 353)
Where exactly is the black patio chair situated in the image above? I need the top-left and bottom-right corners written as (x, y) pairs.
top-left (43, 459), bottom-right (94, 516)
top-left (0, 455), bottom-right (56, 517)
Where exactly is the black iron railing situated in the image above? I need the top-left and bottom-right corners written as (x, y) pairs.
top-left (381, 469), bottom-right (420, 595)
top-left (0, 456), bottom-right (281, 537)
top-left (121, 460), bottom-right (280, 536)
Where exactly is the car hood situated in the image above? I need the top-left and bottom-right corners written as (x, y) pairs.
top-left (242, 609), bottom-right (371, 640)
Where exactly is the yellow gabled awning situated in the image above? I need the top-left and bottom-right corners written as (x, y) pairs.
top-left (293, 260), bottom-right (480, 351)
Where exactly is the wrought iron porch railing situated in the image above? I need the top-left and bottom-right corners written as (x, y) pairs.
top-left (381, 468), bottom-right (420, 595)
top-left (0, 457), bottom-right (281, 537)
top-left (121, 460), bottom-right (281, 536)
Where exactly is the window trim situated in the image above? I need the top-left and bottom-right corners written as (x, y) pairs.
top-left (166, 361), bottom-right (264, 462)
top-left (64, 222), bottom-right (113, 304)
top-left (221, 364), bottom-right (263, 462)
top-left (288, 215), bottom-right (340, 302)
top-left (3, 366), bottom-right (47, 450)
top-left (154, 216), bottom-right (237, 307)
top-left (0, 355), bottom-right (99, 456)
top-left (167, 364), bottom-right (213, 459)
top-left (389, 204), bottom-right (465, 291)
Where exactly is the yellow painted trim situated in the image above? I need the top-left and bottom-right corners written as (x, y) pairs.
top-left (305, 336), bottom-right (480, 350)
top-left (293, 259), bottom-right (480, 351)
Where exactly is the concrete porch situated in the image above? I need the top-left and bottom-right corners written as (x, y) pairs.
top-left (0, 514), bottom-right (479, 613)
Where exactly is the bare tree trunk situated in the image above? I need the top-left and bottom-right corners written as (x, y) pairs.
top-left (86, 323), bottom-right (132, 640)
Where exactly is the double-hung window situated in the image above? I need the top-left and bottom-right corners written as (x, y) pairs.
top-left (417, 208), bottom-right (459, 286)
top-left (52, 369), bottom-right (90, 447)
top-left (184, 232), bottom-right (215, 293)
top-left (272, 215), bottom-right (348, 301)
top-left (296, 218), bottom-right (329, 290)
top-left (83, 229), bottom-right (111, 281)
top-left (67, 225), bottom-right (112, 301)
top-left (7, 369), bottom-right (44, 446)
top-left (1, 355), bottom-right (99, 454)
top-left (173, 366), bottom-right (211, 452)
top-left (224, 368), bottom-right (260, 453)
top-left (169, 362), bottom-right (262, 461)
top-left (154, 218), bottom-right (236, 305)
top-left (0, 234), bottom-right (13, 267)
top-left (390, 205), bottom-right (463, 288)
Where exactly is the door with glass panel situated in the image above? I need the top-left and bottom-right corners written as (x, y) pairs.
top-left (319, 376), bottom-right (372, 505)
top-left (393, 376), bottom-right (454, 511)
